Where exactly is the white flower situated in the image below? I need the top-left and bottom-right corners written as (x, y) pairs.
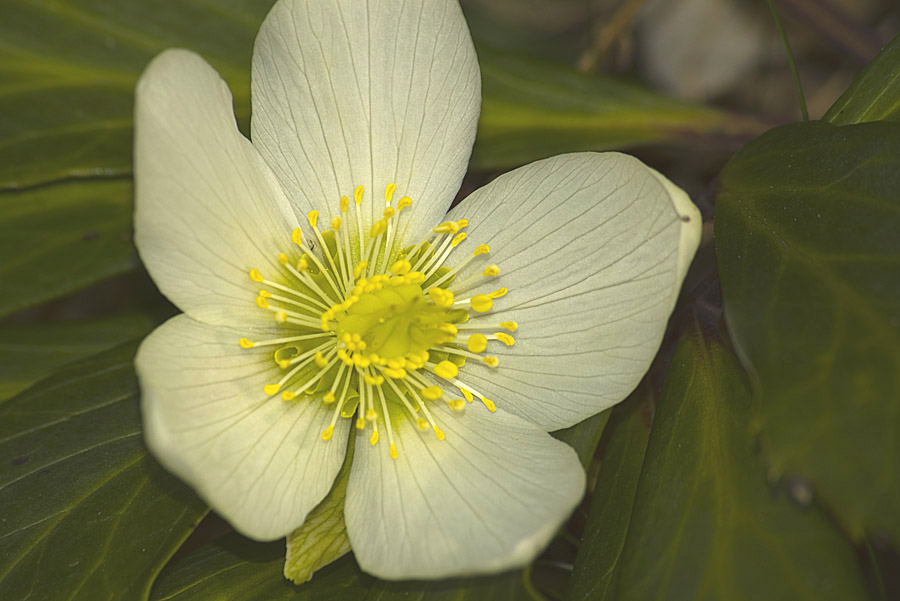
top-left (133, 0), bottom-right (700, 581)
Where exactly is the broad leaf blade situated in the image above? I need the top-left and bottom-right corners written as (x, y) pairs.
top-left (551, 409), bottom-right (612, 469)
top-left (717, 121), bottom-right (900, 543)
top-left (151, 537), bottom-right (532, 601)
top-left (566, 386), bottom-right (652, 601)
top-left (0, 314), bottom-right (154, 401)
top-left (0, 341), bottom-right (207, 601)
top-left (824, 31), bottom-right (900, 125)
top-left (0, 178), bottom-right (136, 318)
top-left (613, 336), bottom-right (867, 601)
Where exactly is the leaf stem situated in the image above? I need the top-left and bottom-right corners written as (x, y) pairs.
top-left (766, 0), bottom-right (809, 121)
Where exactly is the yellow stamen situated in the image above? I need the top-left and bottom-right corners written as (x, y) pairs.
top-left (249, 269), bottom-right (264, 282)
top-left (239, 338), bottom-right (255, 349)
top-left (264, 384), bottom-right (280, 396)
top-left (434, 361), bottom-right (459, 379)
top-left (321, 425), bottom-right (334, 441)
top-left (470, 295), bottom-right (493, 313)
top-left (467, 334), bottom-right (488, 353)
top-left (308, 210), bottom-right (319, 228)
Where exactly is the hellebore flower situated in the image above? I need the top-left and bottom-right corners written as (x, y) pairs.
top-left (134, 0), bottom-right (700, 581)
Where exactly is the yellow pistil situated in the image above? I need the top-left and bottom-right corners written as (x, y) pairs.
top-left (238, 183), bottom-right (518, 458)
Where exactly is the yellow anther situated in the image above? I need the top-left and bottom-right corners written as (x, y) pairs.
top-left (370, 219), bottom-right (388, 237)
top-left (314, 352), bottom-right (328, 368)
top-left (275, 311), bottom-right (288, 323)
top-left (470, 294), bottom-right (493, 313)
top-left (461, 388), bottom-right (474, 403)
top-left (433, 426), bottom-right (445, 441)
top-left (449, 399), bottom-right (466, 412)
top-left (474, 245), bottom-right (490, 256)
top-left (239, 338), bottom-right (255, 349)
top-left (264, 384), bottom-right (280, 396)
top-left (366, 408), bottom-right (377, 421)
top-left (324, 391), bottom-right (336, 404)
top-left (354, 185), bottom-right (364, 204)
top-left (389, 443), bottom-right (399, 459)
top-left (467, 334), bottom-right (488, 353)
top-left (364, 374), bottom-right (384, 386)
top-left (258, 290), bottom-right (272, 298)
top-left (482, 398), bottom-right (497, 412)
top-left (434, 360), bottom-right (459, 379)
top-left (397, 196), bottom-right (412, 210)
top-left (456, 219), bottom-right (469, 229)
top-left (255, 296), bottom-right (270, 309)
top-left (428, 287), bottom-right (455, 308)
top-left (433, 221), bottom-right (458, 234)
top-left (278, 253), bottom-right (289, 265)
top-left (307, 210), bottom-right (319, 228)
top-left (407, 271), bottom-right (425, 284)
top-left (483, 356), bottom-right (499, 367)
top-left (291, 228), bottom-right (303, 246)
top-left (282, 391), bottom-right (297, 401)
top-left (278, 360), bottom-right (291, 369)
top-left (495, 332), bottom-right (515, 346)
top-left (416, 418), bottom-right (428, 431)
top-left (356, 417), bottom-right (366, 430)
top-left (385, 182), bottom-right (396, 203)
top-left (438, 323), bottom-right (458, 337)
top-left (500, 321), bottom-right (518, 331)
top-left (421, 386), bottom-right (443, 401)
top-left (298, 255), bottom-right (310, 271)
top-left (354, 355), bottom-right (372, 368)
top-left (353, 262), bottom-right (368, 279)
top-left (321, 425), bottom-right (334, 441)
top-left (383, 367), bottom-right (407, 379)
top-left (383, 207), bottom-right (395, 219)
top-left (451, 233), bottom-right (467, 247)
top-left (370, 430), bottom-right (379, 446)
top-left (249, 269), bottom-right (264, 282)
top-left (340, 195), bottom-right (349, 212)
top-left (390, 260), bottom-right (412, 275)
top-left (490, 287), bottom-right (508, 299)
top-left (483, 265), bottom-right (500, 277)
top-left (331, 216), bottom-right (342, 231)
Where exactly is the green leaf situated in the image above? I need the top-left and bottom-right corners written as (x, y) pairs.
top-left (551, 408), bottom-right (612, 469)
top-left (0, 0), bottom-right (263, 190)
top-left (566, 385), bottom-right (652, 601)
top-left (824, 31), bottom-right (900, 125)
top-left (472, 48), bottom-right (767, 169)
top-left (716, 121), bottom-right (900, 543)
top-left (612, 336), bottom-right (867, 601)
top-left (0, 313), bottom-right (154, 401)
top-left (151, 537), bottom-right (532, 601)
top-left (0, 178), bottom-right (136, 318)
top-left (0, 341), bottom-right (208, 601)
top-left (284, 437), bottom-right (353, 585)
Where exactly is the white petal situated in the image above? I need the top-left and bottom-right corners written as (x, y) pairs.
top-left (250, 0), bottom-right (480, 244)
top-left (135, 49), bottom-right (299, 328)
top-left (136, 315), bottom-right (350, 540)
top-left (344, 402), bottom-right (585, 580)
top-left (446, 153), bottom-right (701, 430)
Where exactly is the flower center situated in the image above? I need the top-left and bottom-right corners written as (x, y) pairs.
top-left (239, 184), bottom-right (517, 458)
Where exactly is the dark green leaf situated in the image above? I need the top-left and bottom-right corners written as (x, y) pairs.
top-left (150, 536), bottom-right (533, 601)
top-left (717, 121), bottom-right (900, 543)
top-left (566, 386), bottom-right (652, 601)
top-left (552, 408), bottom-right (612, 469)
top-left (0, 0), bottom-right (263, 190)
top-left (0, 341), bottom-right (207, 601)
top-left (472, 48), bottom-right (767, 169)
top-left (0, 313), bottom-right (154, 401)
top-left (824, 31), bottom-right (900, 125)
top-left (612, 336), bottom-right (867, 601)
top-left (0, 178), bottom-right (136, 318)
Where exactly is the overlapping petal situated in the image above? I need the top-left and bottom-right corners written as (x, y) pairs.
top-left (344, 402), bottom-right (585, 579)
top-left (134, 49), bottom-right (297, 328)
top-left (136, 315), bottom-right (350, 540)
top-left (446, 153), bottom-right (701, 430)
top-left (251, 0), bottom-right (481, 243)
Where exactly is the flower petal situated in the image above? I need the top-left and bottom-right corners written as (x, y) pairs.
top-left (136, 314), bottom-right (350, 540)
top-left (446, 152), bottom-right (701, 430)
top-left (344, 402), bottom-right (585, 580)
top-left (135, 49), bottom-right (298, 328)
top-left (251, 0), bottom-right (480, 243)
